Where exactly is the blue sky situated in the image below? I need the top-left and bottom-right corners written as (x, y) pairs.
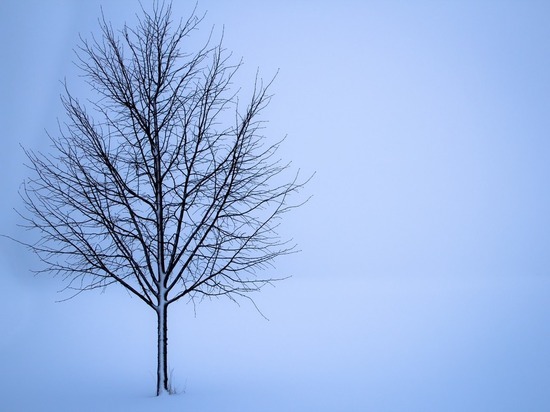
top-left (2, 1), bottom-right (550, 411)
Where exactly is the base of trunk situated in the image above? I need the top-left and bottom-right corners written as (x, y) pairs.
top-left (156, 303), bottom-right (169, 396)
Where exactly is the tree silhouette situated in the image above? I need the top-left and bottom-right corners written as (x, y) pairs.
top-left (19, 2), bottom-right (307, 395)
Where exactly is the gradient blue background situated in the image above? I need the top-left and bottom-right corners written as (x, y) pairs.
top-left (2, 1), bottom-right (550, 410)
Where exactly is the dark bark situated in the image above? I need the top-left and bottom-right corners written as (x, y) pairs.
top-left (157, 302), bottom-right (168, 395)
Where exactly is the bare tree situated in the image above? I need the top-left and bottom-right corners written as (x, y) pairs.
top-left (19, 2), bottom-right (306, 396)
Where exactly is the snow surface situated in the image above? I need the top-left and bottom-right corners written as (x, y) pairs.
top-left (2, 262), bottom-right (550, 411)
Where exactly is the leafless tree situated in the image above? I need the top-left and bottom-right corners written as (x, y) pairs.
top-left (19, 2), bottom-right (307, 396)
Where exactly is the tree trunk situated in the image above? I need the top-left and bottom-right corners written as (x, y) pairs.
top-left (156, 302), bottom-right (169, 395)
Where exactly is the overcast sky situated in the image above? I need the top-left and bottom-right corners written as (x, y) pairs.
top-left (2, 1), bottom-right (550, 411)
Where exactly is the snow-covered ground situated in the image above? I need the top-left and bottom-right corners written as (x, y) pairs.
top-left (2, 261), bottom-right (550, 411)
